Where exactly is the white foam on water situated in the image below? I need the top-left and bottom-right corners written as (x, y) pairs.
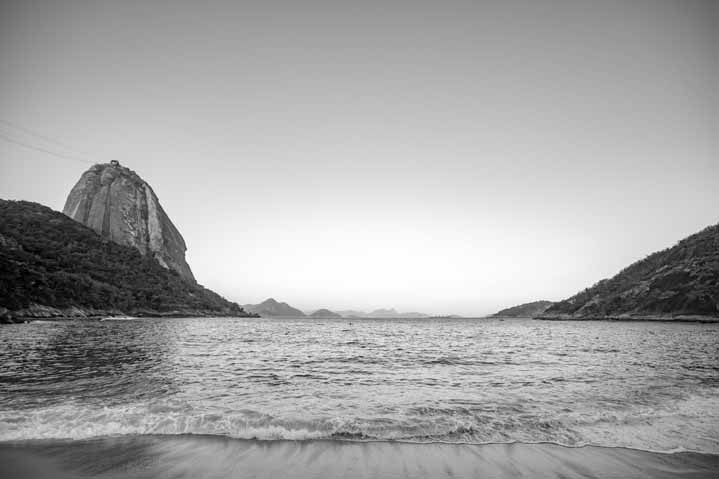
top-left (0, 403), bottom-right (327, 442)
top-left (564, 391), bottom-right (719, 454)
top-left (1, 391), bottom-right (718, 454)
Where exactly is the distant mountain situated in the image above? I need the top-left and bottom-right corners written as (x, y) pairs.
top-left (366, 308), bottom-right (430, 319)
top-left (492, 300), bottom-right (553, 318)
top-left (330, 308), bottom-right (433, 318)
top-left (336, 310), bottom-right (367, 318)
top-left (308, 308), bottom-right (342, 319)
top-left (0, 200), bottom-right (252, 322)
top-left (243, 298), bottom-right (306, 317)
top-left (539, 223), bottom-right (719, 321)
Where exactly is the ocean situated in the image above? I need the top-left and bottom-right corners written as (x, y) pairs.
top-left (1, 317), bottom-right (718, 478)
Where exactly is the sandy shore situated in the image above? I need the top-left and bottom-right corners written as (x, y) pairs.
top-left (1, 436), bottom-right (717, 479)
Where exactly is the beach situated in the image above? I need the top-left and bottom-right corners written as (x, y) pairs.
top-left (1, 436), bottom-right (718, 479)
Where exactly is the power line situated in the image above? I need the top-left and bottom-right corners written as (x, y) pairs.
top-left (0, 119), bottom-right (87, 156)
top-left (0, 131), bottom-right (95, 166)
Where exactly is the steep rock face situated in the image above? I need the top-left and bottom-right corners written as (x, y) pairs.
top-left (63, 163), bottom-right (195, 283)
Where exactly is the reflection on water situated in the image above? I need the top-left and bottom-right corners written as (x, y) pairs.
top-left (1, 318), bottom-right (718, 453)
top-left (1, 320), bottom-right (178, 408)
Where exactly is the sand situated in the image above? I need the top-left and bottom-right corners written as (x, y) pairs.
top-left (0, 436), bottom-right (717, 479)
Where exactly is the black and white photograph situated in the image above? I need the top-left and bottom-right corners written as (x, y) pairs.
top-left (1, 1), bottom-right (718, 477)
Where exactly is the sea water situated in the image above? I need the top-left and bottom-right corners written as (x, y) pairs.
top-left (1, 317), bottom-right (718, 454)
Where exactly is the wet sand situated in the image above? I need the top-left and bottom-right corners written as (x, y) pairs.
top-left (1, 436), bottom-right (717, 479)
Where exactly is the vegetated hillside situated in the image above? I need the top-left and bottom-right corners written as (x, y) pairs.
top-left (539, 223), bottom-right (719, 320)
top-left (492, 300), bottom-right (553, 318)
top-left (0, 199), bottom-right (253, 322)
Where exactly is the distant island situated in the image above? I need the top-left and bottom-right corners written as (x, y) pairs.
top-left (336, 310), bottom-right (366, 318)
top-left (492, 300), bottom-right (554, 318)
top-left (0, 200), bottom-right (254, 323)
top-left (538, 222), bottom-right (719, 321)
top-left (243, 298), bottom-right (306, 318)
top-left (242, 301), bottom-right (437, 319)
top-left (309, 309), bottom-right (343, 319)
top-left (348, 308), bottom-right (431, 319)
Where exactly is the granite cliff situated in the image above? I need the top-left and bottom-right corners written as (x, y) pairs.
top-left (63, 162), bottom-right (195, 283)
top-left (538, 223), bottom-right (719, 321)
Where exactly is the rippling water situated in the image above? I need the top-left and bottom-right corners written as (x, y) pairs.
top-left (1, 318), bottom-right (718, 453)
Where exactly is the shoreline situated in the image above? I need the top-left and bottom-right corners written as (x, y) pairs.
top-left (4, 434), bottom-right (715, 456)
top-left (0, 314), bottom-right (258, 324)
top-left (1, 435), bottom-right (717, 479)
top-left (534, 314), bottom-right (719, 323)
top-left (0, 305), bottom-right (259, 324)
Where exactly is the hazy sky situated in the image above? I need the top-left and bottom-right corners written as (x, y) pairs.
top-left (1, 0), bottom-right (717, 315)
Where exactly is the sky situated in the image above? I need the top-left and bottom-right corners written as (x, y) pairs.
top-left (0, 0), bottom-right (717, 316)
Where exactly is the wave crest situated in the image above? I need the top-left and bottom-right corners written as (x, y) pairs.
top-left (1, 393), bottom-right (718, 455)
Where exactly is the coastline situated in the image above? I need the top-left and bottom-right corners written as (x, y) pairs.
top-left (1, 435), bottom-right (717, 479)
top-left (534, 314), bottom-right (719, 323)
top-left (0, 304), bottom-right (258, 324)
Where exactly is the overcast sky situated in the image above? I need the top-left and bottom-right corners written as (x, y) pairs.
top-left (1, 0), bottom-right (717, 315)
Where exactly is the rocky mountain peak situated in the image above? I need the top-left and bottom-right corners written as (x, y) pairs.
top-left (63, 162), bottom-right (195, 283)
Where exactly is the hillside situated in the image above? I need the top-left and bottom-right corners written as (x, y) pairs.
top-left (0, 200), bottom-right (253, 322)
top-left (492, 300), bottom-right (553, 318)
top-left (538, 223), bottom-right (719, 321)
top-left (243, 298), bottom-right (306, 317)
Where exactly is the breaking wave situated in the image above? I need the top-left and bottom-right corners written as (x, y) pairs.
top-left (2, 390), bottom-right (718, 454)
